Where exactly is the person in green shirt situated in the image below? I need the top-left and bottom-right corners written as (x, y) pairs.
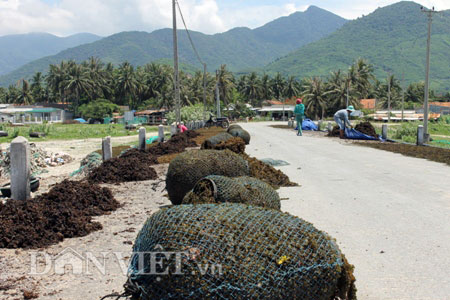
top-left (294, 98), bottom-right (305, 136)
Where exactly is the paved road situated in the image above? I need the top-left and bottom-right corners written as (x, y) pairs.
top-left (240, 122), bottom-right (450, 300)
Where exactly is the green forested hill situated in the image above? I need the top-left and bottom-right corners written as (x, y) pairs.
top-left (0, 6), bottom-right (346, 87)
top-left (0, 33), bottom-right (101, 76)
top-left (265, 1), bottom-right (450, 91)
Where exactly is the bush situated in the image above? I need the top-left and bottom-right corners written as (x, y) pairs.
top-left (78, 99), bottom-right (121, 120)
top-left (166, 104), bottom-right (206, 124)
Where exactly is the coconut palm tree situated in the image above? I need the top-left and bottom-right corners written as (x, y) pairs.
top-left (16, 79), bottom-right (34, 105)
top-left (302, 77), bottom-right (329, 120)
top-left (375, 74), bottom-right (402, 109)
top-left (216, 64), bottom-right (234, 108)
top-left (116, 62), bottom-right (139, 108)
top-left (271, 73), bottom-right (286, 101)
top-left (63, 62), bottom-right (93, 112)
top-left (260, 74), bottom-right (273, 102)
top-left (31, 72), bottom-right (45, 103)
top-left (241, 72), bottom-right (262, 106)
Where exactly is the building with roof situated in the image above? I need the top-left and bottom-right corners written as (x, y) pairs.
top-left (0, 105), bottom-right (65, 124)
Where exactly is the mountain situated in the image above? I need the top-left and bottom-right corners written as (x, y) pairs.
top-left (264, 1), bottom-right (450, 91)
top-left (0, 6), bottom-right (347, 86)
top-left (0, 32), bottom-right (101, 76)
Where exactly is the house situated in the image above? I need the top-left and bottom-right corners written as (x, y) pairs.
top-left (0, 105), bottom-right (65, 123)
top-left (360, 99), bottom-right (377, 110)
top-left (258, 105), bottom-right (295, 120)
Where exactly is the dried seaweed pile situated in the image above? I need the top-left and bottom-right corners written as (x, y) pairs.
top-left (126, 203), bottom-right (357, 300)
top-left (328, 125), bottom-right (341, 137)
top-left (241, 153), bottom-right (297, 188)
top-left (355, 122), bottom-right (379, 138)
top-left (202, 136), bottom-right (246, 154)
top-left (166, 150), bottom-right (250, 205)
top-left (0, 180), bottom-right (119, 249)
top-left (183, 175), bottom-right (280, 210)
top-left (356, 142), bottom-right (450, 166)
top-left (88, 154), bottom-right (158, 184)
top-left (147, 131), bottom-right (198, 157)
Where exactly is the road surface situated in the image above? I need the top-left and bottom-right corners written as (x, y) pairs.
top-left (240, 122), bottom-right (450, 300)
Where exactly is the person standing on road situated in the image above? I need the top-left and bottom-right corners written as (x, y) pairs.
top-left (334, 106), bottom-right (355, 139)
top-left (294, 98), bottom-right (305, 136)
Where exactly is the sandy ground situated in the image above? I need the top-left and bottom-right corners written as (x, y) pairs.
top-left (1, 133), bottom-right (168, 300)
top-left (1, 123), bottom-right (449, 299)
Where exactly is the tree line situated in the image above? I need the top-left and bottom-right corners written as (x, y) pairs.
top-left (0, 57), bottom-right (448, 119)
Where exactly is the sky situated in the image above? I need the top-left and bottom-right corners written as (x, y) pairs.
top-left (0, 0), bottom-right (449, 37)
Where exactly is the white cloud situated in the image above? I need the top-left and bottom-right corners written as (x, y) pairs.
top-left (0, 0), bottom-right (449, 37)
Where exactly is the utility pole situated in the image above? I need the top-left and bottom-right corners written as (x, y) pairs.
top-left (387, 73), bottom-right (391, 123)
top-left (172, 0), bottom-right (181, 127)
top-left (421, 6), bottom-right (438, 142)
top-left (215, 70), bottom-right (221, 118)
top-left (202, 63), bottom-right (207, 121)
top-left (346, 75), bottom-right (350, 108)
top-left (401, 72), bottom-right (405, 122)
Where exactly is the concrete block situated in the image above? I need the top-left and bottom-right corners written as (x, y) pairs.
top-left (170, 124), bottom-right (177, 136)
top-left (382, 124), bottom-right (388, 140)
top-left (102, 136), bottom-right (112, 161)
top-left (139, 127), bottom-right (146, 150)
top-left (158, 125), bottom-right (165, 142)
top-left (417, 125), bottom-right (424, 146)
top-left (10, 136), bottom-right (31, 200)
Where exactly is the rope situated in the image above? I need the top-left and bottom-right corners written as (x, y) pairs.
top-left (176, 0), bottom-right (205, 66)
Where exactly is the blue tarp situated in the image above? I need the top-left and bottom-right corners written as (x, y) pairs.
top-left (74, 118), bottom-right (87, 123)
top-left (344, 128), bottom-right (379, 141)
top-left (295, 119), bottom-right (319, 131)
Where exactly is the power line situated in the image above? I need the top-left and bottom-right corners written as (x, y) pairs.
top-left (175, 0), bottom-right (205, 66)
top-left (175, 0), bottom-right (209, 120)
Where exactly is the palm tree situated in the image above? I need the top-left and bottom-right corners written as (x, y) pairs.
top-left (260, 74), bottom-right (273, 102)
top-left (271, 73), bottom-right (285, 101)
top-left (16, 79), bottom-right (34, 105)
top-left (116, 62), bottom-right (138, 108)
top-left (242, 72), bottom-right (262, 106)
top-left (326, 70), bottom-right (360, 113)
top-left (348, 58), bottom-right (375, 100)
top-left (375, 74), bottom-right (402, 109)
top-left (284, 76), bottom-right (301, 99)
top-left (46, 61), bottom-right (67, 102)
top-left (216, 64), bottom-right (234, 109)
top-left (31, 72), bottom-right (45, 103)
top-left (63, 63), bottom-right (93, 112)
top-left (302, 77), bottom-right (328, 120)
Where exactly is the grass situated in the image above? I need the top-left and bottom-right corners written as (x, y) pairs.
top-left (0, 123), bottom-right (160, 143)
top-left (371, 118), bottom-right (450, 148)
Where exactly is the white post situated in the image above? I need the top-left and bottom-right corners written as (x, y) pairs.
top-left (327, 121), bottom-right (332, 133)
top-left (171, 124), bottom-right (177, 136)
top-left (139, 127), bottom-right (146, 150)
top-left (382, 124), bottom-right (388, 140)
top-left (11, 137), bottom-right (31, 200)
top-left (417, 125), bottom-right (424, 146)
top-left (158, 125), bottom-right (165, 142)
top-left (102, 136), bottom-right (112, 161)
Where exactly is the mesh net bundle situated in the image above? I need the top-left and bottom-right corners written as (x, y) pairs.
top-left (227, 124), bottom-right (242, 132)
top-left (126, 203), bottom-right (357, 300)
top-left (70, 152), bottom-right (103, 177)
top-left (166, 150), bottom-right (250, 205)
top-left (182, 175), bottom-right (280, 210)
top-left (202, 136), bottom-right (246, 154)
top-left (228, 128), bottom-right (251, 145)
top-left (201, 132), bottom-right (234, 149)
